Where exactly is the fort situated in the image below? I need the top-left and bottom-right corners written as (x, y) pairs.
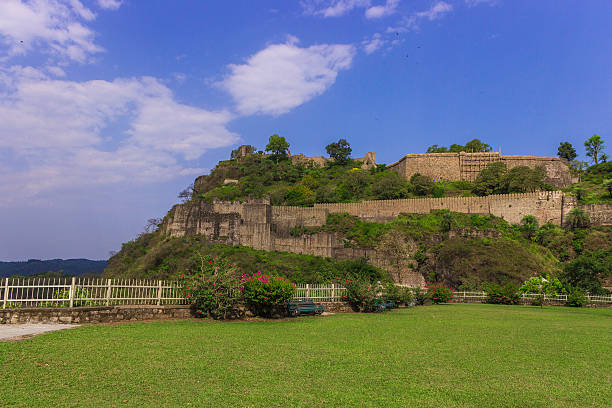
top-left (386, 152), bottom-right (574, 188)
top-left (161, 191), bottom-right (612, 287)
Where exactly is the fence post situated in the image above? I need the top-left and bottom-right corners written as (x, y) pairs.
top-left (331, 283), bottom-right (335, 302)
top-left (105, 279), bottom-right (112, 306)
top-left (157, 280), bottom-right (163, 306)
top-left (2, 278), bottom-right (8, 309)
top-left (306, 283), bottom-right (310, 299)
top-left (69, 277), bottom-right (76, 308)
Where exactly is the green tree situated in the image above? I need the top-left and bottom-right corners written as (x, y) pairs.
top-left (325, 139), bottom-right (352, 164)
top-left (265, 134), bottom-right (290, 162)
top-left (557, 142), bottom-right (577, 161)
top-left (520, 215), bottom-right (539, 239)
top-left (410, 173), bottom-right (434, 196)
top-left (371, 172), bottom-right (407, 199)
top-left (584, 134), bottom-right (605, 165)
top-left (565, 208), bottom-right (590, 230)
top-left (562, 249), bottom-right (612, 295)
top-left (464, 138), bottom-right (493, 153)
top-left (426, 144), bottom-right (448, 153)
top-left (472, 162), bottom-right (507, 196)
top-left (601, 153), bottom-right (609, 163)
top-left (339, 169), bottom-right (371, 200)
top-left (501, 166), bottom-right (545, 193)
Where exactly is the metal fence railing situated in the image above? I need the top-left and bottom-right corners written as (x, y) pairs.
top-left (1, 277), bottom-right (186, 308)
top-left (2, 280), bottom-right (611, 309)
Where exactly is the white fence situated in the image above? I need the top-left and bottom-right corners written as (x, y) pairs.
top-left (1, 277), bottom-right (186, 308)
top-left (452, 291), bottom-right (612, 304)
top-left (293, 283), bottom-right (346, 302)
top-left (2, 279), bottom-right (611, 309)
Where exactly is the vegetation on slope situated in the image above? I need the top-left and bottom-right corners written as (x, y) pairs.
top-left (563, 161), bottom-right (612, 204)
top-left (105, 232), bottom-right (389, 284)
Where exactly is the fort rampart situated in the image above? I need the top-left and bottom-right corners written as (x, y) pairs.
top-left (386, 152), bottom-right (574, 187)
top-left (161, 192), bottom-right (608, 286)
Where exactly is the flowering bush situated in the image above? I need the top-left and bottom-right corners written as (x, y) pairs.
top-left (482, 282), bottom-right (520, 305)
top-left (342, 279), bottom-right (383, 312)
top-left (242, 272), bottom-right (295, 317)
top-left (382, 282), bottom-right (403, 307)
top-left (426, 282), bottom-right (454, 304)
top-left (413, 287), bottom-right (428, 305)
top-left (179, 255), bottom-right (243, 319)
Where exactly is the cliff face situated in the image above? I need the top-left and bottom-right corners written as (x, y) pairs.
top-left (160, 191), bottom-right (611, 286)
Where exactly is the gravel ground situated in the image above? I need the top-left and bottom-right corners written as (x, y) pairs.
top-left (0, 324), bottom-right (78, 341)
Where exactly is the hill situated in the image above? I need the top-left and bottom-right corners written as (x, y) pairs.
top-left (0, 259), bottom-right (107, 278)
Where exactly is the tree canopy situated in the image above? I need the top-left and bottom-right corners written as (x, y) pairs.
top-left (557, 142), bottom-right (577, 161)
top-left (326, 139), bottom-right (352, 164)
top-left (584, 134), bottom-right (605, 165)
top-left (426, 139), bottom-right (492, 153)
top-left (265, 134), bottom-right (290, 161)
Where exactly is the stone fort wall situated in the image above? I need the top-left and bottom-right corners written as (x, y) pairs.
top-left (386, 152), bottom-right (573, 187)
top-left (161, 192), bottom-right (607, 286)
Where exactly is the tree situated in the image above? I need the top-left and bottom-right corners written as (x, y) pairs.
top-left (501, 166), bottom-right (545, 193)
top-left (464, 138), bottom-right (493, 153)
top-left (601, 153), bottom-right (609, 163)
top-left (371, 172), bottom-right (407, 199)
top-left (472, 162), bottom-right (507, 196)
top-left (409, 173), bottom-right (434, 196)
top-left (265, 134), bottom-right (290, 162)
top-left (144, 218), bottom-right (163, 233)
top-left (557, 142), bottom-right (577, 161)
top-left (584, 134), bottom-right (605, 165)
top-left (230, 145), bottom-right (256, 160)
top-left (426, 144), bottom-right (448, 153)
top-left (565, 208), bottom-right (590, 230)
top-left (325, 139), bottom-right (352, 164)
top-left (178, 183), bottom-right (194, 202)
top-left (562, 249), bottom-right (612, 295)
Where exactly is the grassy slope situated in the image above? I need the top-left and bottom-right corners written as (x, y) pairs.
top-left (1, 304), bottom-right (611, 407)
top-left (563, 162), bottom-right (612, 204)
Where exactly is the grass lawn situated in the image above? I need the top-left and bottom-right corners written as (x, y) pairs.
top-left (1, 304), bottom-right (611, 407)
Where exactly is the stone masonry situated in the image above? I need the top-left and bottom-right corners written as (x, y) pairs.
top-left (386, 152), bottom-right (574, 188)
top-left (161, 191), bottom-right (610, 287)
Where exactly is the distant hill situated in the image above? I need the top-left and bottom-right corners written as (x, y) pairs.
top-left (0, 259), bottom-right (107, 278)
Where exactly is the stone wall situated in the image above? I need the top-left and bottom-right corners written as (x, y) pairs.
top-left (0, 305), bottom-right (193, 325)
top-left (387, 152), bottom-right (572, 187)
top-left (161, 191), bottom-right (611, 287)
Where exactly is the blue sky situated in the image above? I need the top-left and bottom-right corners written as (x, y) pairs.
top-left (0, 0), bottom-right (610, 261)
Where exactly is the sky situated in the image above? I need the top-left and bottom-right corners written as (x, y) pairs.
top-left (0, 0), bottom-right (610, 261)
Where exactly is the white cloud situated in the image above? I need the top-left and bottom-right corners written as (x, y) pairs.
top-left (388, 1), bottom-right (453, 32)
top-left (0, 0), bottom-right (122, 63)
top-left (301, 0), bottom-right (371, 18)
top-left (365, 0), bottom-right (399, 19)
top-left (0, 67), bottom-right (239, 205)
top-left (362, 33), bottom-right (385, 54)
top-left (221, 37), bottom-right (355, 116)
top-left (97, 0), bottom-right (122, 10)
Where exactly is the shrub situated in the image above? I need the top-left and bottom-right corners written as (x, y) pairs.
top-left (179, 256), bottom-right (243, 320)
top-left (400, 286), bottom-right (413, 306)
top-left (519, 275), bottom-right (565, 295)
top-left (566, 288), bottom-right (588, 307)
top-left (242, 272), bottom-right (295, 317)
top-left (482, 282), bottom-right (520, 305)
top-left (382, 282), bottom-right (402, 307)
top-left (413, 287), bottom-right (428, 306)
top-left (343, 279), bottom-right (383, 312)
top-left (426, 282), bottom-right (454, 304)
top-left (565, 208), bottom-right (590, 230)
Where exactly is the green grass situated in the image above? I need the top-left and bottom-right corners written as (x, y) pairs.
top-left (1, 304), bottom-right (611, 407)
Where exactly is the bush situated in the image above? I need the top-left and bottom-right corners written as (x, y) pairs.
top-left (382, 282), bottom-right (402, 307)
top-left (400, 286), bottom-right (413, 306)
top-left (482, 282), bottom-right (520, 305)
top-left (566, 288), bottom-right (588, 307)
top-left (343, 279), bottom-right (383, 312)
top-left (426, 282), bottom-right (454, 304)
top-left (413, 287), bottom-right (428, 306)
top-left (179, 256), bottom-right (243, 320)
top-left (519, 275), bottom-right (565, 295)
top-left (242, 272), bottom-right (295, 317)
top-left (565, 208), bottom-right (590, 230)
